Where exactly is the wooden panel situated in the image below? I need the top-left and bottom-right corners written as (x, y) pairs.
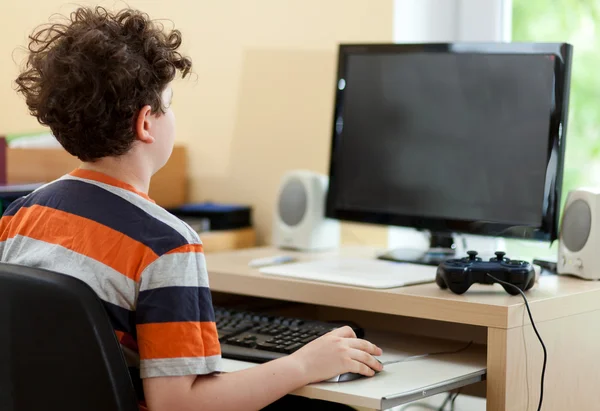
top-left (486, 310), bottom-right (600, 411)
top-left (148, 145), bottom-right (188, 208)
top-left (506, 274), bottom-right (600, 327)
top-left (6, 145), bottom-right (188, 208)
top-left (201, 228), bottom-right (257, 253)
top-left (315, 306), bottom-right (488, 345)
top-left (7, 147), bottom-right (79, 184)
top-left (341, 222), bottom-right (388, 248)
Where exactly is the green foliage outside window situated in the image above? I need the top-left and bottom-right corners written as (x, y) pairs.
top-left (505, 0), bottom-right (600, 259)
top-left (514, 0), bottom-right (600, 203)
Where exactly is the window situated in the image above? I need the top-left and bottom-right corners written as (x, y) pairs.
top-left (506, 1), bottom-right (599, 259)
top-left (514, 0), bottom-right (600, 197)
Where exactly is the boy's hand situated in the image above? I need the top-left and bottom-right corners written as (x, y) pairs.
top-left (289, 326), bottom-right (383, 384)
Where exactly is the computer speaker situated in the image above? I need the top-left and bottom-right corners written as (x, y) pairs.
top-left (557, 188), bottom-right (599, 280)
top-left (272, 170), bottom-right (340, 251)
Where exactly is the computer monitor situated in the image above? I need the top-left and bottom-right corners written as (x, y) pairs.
top-left (325, 43), bottom-right (573, 263)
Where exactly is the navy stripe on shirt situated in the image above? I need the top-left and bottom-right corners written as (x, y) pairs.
top-left (102, 300), bottom-right (136, 337)
top-left (10, 180), bottom-right (188, 256)
top-left (136, 286), bottom-right (216, 324)
top-left (4, 196), bottom-right (28, 217)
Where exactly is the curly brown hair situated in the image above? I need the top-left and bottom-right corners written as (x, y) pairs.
top-left (15, 6), bottom-right (192, 162)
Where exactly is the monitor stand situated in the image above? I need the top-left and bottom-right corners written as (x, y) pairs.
top-left (377, 232), bottom-right (457, 266)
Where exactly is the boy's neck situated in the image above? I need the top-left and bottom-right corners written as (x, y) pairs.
top-left (79, 156), bottom-right (152, 194)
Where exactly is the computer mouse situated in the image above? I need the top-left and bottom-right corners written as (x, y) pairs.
top-left (325, 358), bottom-right (382, 382)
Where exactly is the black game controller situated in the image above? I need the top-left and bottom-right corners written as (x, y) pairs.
top-left (436, 251), bottom-right (536, 295)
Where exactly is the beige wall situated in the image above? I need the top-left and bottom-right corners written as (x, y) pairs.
top-left (0, 0), bottom-right (393, 245)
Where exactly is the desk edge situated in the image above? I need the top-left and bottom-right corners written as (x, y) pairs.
top-left (381, 369), bottom-right (487, 409)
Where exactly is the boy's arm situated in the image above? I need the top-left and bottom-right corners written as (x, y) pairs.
top-left (144, 326), bottom-right (382, 411)
top-left (143, 354), bottom-right (304, 411)
top-left (139, 242), bottom-right (382, 410)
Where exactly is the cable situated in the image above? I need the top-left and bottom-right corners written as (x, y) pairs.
top-left (449, 389), bottom-right (461, 411)
top-left (398, 394), bottom-right (451, 411)
top-left (521, 301), bottom-right (531, 411)
top-left (394, 343), bottom-right (471, 411)
top-left (398, 389), bottom-right (461, 411)
top-left (398, 403), bottom-right (439, 411)
top-left (381, 340), bottom-right (473, 366)
top-left (486, 273), bottom-right (547, 411)
top-left (437, 393), bottom-right (454, 411)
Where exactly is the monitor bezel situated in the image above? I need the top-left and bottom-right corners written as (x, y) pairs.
top-left (325, 42), bottom-right (573, 242)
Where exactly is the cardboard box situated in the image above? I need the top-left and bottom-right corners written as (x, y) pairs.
top-left (6, 145), bottom-right (188, 208)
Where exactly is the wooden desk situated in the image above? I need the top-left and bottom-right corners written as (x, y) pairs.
top-left (206, 246), bottom-right (600, 411)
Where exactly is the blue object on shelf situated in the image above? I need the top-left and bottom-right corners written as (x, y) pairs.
top-left (176, 202), bottom-right (249, 213)
top-left (168, 202), bottom-right (252, 231)
top-left (0, 183), bottom-right (44, 215)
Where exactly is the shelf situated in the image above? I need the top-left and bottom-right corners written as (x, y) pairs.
top-left (219, 331), bottom-right (486, 410)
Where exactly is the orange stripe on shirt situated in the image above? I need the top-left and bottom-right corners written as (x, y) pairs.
top-left (69, 168), bottom-right (155, 203)
top-left (115, 330), bottom-right (125, 342)
top-left (166, 243), bottom-right (204, 254)
top-left (2, 205), bottom-right (158, 281)
top-left (0, 215), bottom-right (13, 234)
top-left (137, 321), bottom-right (220, 360)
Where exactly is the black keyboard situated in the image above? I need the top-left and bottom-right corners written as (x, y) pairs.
top-left (215, 306), bottom-right (364, 363)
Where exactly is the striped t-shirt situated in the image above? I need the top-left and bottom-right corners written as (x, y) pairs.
top-left (0, 169), bottom-right (221, 392)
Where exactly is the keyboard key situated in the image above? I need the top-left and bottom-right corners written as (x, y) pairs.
top-left (215, 305), bottom-right (364, 363)
top-left (256, 342), bottom-right (279, 351)
top-left (301, 335), bottom-right (317, 344)
top-left (283, 342), bottom-right (304, 354)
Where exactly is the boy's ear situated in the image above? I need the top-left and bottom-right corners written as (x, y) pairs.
top-left (135, 105), bottom-right (155, 144)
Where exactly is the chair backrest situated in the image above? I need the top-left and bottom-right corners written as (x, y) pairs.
top-left (0, 262), bottom-right (139, 411)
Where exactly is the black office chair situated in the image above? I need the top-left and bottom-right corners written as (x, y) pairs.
top-left (0, 262), bottom-right (139, 411)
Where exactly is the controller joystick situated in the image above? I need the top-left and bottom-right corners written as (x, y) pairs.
top-left (493, 251), bottom-right (506, 262)
top-left (463, 250), bottom-right (482, 263)
top-left (436, 250), bottom-right (536, 295)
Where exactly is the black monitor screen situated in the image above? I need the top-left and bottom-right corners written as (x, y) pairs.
top-left (327, 44), bottom-right (572, 240)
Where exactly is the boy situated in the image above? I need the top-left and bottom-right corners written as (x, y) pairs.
top-left (2, 6), bottom-right (383, 411)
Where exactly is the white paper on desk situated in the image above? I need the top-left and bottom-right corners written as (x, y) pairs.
top-left (259, 258), bottom-right (437, 289)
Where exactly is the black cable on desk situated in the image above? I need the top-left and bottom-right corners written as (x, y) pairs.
top-left (486, 273), bottom-right (547, 411)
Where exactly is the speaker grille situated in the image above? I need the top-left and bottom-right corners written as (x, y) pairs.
top-left (278, 178), bottom-right (307, 227)
top-left (561, 199), bottom-right (591, 252)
